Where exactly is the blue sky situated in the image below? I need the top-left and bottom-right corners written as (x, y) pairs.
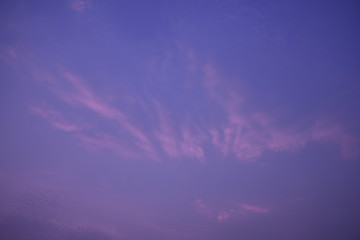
top-left (1, 0), bottom-right (360, 239)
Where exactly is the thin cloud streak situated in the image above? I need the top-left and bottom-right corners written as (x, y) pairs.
top-left (31, 106), bottom-right (85, 133)
top-left (154, 101), bottom-right (180, 158)
top-left (194, 198), bottom-right (270, 223)
top-left (30, 105), bottom-right (138, 159)
top-left (241, 204), bottom-right (270, 213)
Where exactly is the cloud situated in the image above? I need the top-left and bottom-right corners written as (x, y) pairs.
top-left (311, 120), bottom-right (360, 159)
top-left (241, 204), bottom-right (270, 213)
top-left (153, 101), bottom-right (206, 163)
top-left (30, 106), bottom-right (85, 132)
top-left (194, 198), bottom-right (212, 218)
top-left (217, 210), bottom-right (235, 222)
top-left (201, 63), bottom-right (358, 160)
top-left (69, 0), bottom-right (91, 12)
top-left (153, 101), bottom-right (180, 158)
top-left (28, 68), bottom-right (160, 161)
top-left (25, 47), bottom-right (358, 163)
top-left (30, 105), bottom-right (142, 160)
top-left (58, 72), bottom-right (160, 161)
top-left (194, 198), bottom-right (269, 222)
top-left (179, 126), bottom-right (205, 164)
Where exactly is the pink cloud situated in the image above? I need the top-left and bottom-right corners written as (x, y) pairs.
top-left (154, 102), bottom-right (180, 158)
top-left (241, 204), bottom-right (270, 213)
top-left (209, 128), bottom-right (228, 156)
top-left (194, 198), bottom-right (270, 222)
top-left (31, 106), bottom-right (85, 132)
top-left (59, 72), bottom-right (160, 160)
top-left (194, 198), bottom-right (212, 218)
top-left (266, 129), bottom-right (307, 152)
top-left (216, 210), bottom-right (234, 222)
top-left (30, 105), bottom-right (140, 159)
top-left (60, 73), bottom-right (124, 120)
top-left (27, 53), bottom-right (358, 163)
top-left (179, 127), bottom-right (206, 164)
top-left (200, 62), bottom-right (358, 161)
top-left (220, 90), bottom-right (307, 160)
top-left (69, 0), bottom-right (91, 12)
top-left (29, 70), bottom-right (161, 161)
top-left (153, 101), bottom-right (206, 163)
top-left (311, 120), bottom-right (360, 159)
top-left (224, 112), bottom-right (306, 161)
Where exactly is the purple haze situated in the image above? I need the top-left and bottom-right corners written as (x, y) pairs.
top-left (1, 0), bottom-right (360, 239)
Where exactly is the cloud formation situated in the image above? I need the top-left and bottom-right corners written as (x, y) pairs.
top-left (17, 47), bottom-right (358, 163)
top-left (201, 63), bottom-right (358, 160)
top-left (31, 106), bottom-right (85, 132)
top-left (241, 204), bottom-right (270, 213)
top-left (194, 198), bottom-right (270, 223)
top-left (69, 0), bottom-right (91, 12)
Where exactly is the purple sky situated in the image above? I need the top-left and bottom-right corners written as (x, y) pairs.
top-left (1, 0), bottom-right (360, 239)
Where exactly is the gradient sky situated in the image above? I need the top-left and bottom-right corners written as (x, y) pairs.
top-left (1, 0), bottom-right (360, 239)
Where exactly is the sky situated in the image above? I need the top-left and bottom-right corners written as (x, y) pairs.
top-left (1, 0), bottom-right (360, 239)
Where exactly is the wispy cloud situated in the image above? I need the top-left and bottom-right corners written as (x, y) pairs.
top-left (25, 47), bottom-right (359, 163)
top-left (57, 72), bottom-right (160, 161)
top-left (30, 105), bottom-right (139, 159)
top-left (201, 63), bottom-right (358, 160)
top-left (153, 101), bottom-right (180, 158)
top-left (311, 120), bottom-right (360, 159)
top-left (153, 101), bottom-right (206, 163)
top-left (179, 126), bottom-right (205, 164)
top-left (216, 210), bottom-right (235, 222)
top-left (194, 198), bottom-right (212, 218)
top-left (240, 204), bottom-right (270, 213)
top-left (204, 75), bottom-right (305, 160)
top-left (30, 106), bottom-right (85, 132)
top-left (69, 0), bottom-right (91, 12)
top-left (194, 198), bottom-right (270, 222)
